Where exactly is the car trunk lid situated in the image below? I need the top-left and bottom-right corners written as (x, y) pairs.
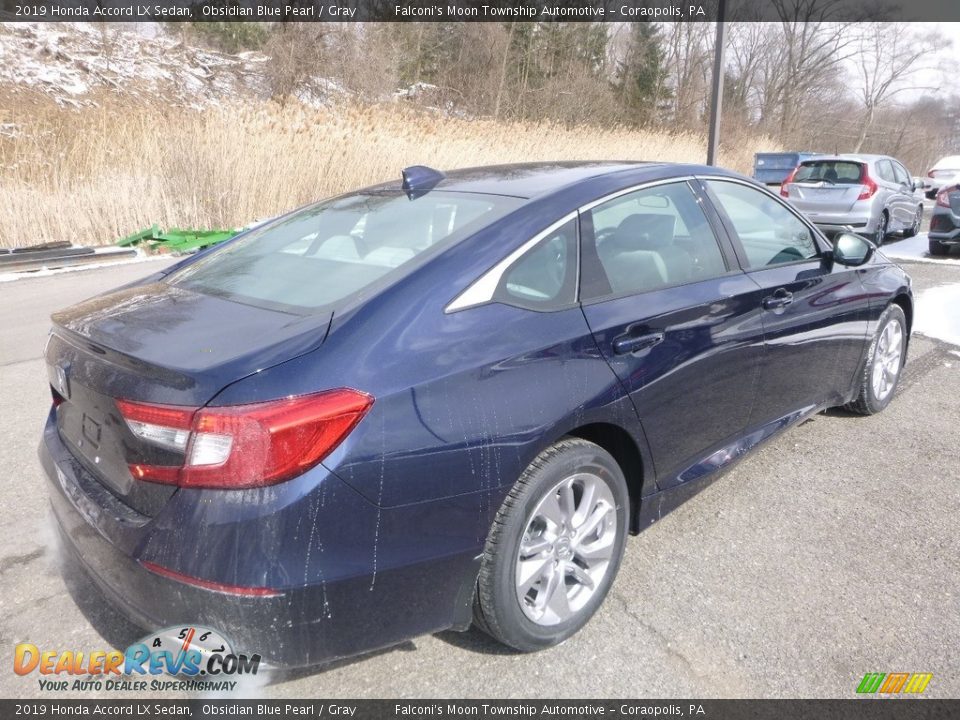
top-left (46, 280), bottom-right (331, 516)
top-left (785, 160), bottom-right (867, 213)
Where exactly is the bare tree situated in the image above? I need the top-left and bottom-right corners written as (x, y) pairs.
top-left (850, 23), bottom-right (948, 152)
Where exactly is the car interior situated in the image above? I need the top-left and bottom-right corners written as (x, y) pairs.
top-left (590, 185), bottom-right (728, 297)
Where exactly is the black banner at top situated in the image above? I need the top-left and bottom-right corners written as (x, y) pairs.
top-left (2, 0), bottom-right (960, 22)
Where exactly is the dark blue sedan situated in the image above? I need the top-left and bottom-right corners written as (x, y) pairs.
top-left (40, 162), bottom-right (912, 665)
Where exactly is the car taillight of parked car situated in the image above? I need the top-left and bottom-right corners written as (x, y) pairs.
top-left (856, 172), bottom-right (878, 201)
top-left (117, 389), bottom-right (374, 489)
top-left (936, 189), bottom-right (952, 208)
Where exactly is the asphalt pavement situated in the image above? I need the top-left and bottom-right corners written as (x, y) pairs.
top-left (1, 247), bottom-right (958, 699)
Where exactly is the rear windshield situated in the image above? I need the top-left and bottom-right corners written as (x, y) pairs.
top-left (168, 190), bottom-right (522, 313)
top-left (794, 161), bottom-right (864, 184)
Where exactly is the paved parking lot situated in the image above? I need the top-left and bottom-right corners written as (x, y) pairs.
top-left (1, 247), bottom-right (958, 699)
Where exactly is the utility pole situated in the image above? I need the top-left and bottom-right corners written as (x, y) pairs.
top-left (706, 0), bottom-right (726, 166)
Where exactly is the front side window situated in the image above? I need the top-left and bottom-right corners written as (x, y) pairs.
top-left (705, 180), bottom-right (819, 269)
top-left (169, 191), bottom-right (522, 312)
top-left (891, 161), bottom-right (911, 186)
top-left (582, 181), bottom-right (728, 300)
top-left (495, 218), bottom-right (578, 310)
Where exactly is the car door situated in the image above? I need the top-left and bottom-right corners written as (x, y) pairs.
top-left (890, 159), bottom-right (917, 230)
top-left (578, 179), bottom-right (766, 489)
top-left (874, 159), bottom-right (904, 229)
top-left (701, 178), bottom-right (871, 430)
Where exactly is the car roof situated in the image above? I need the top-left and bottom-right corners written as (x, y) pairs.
top-left (802, 154), bottom-right (888, 163)
top-left (932, 155), bottom-right (960, 168)
top-left (379, 161), bottom-right (744, 200)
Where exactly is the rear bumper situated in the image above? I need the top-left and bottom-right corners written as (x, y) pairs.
top-left (929, 210), bottom-right (960, 242)
top-left (792, 208), bottom-right (875, 236)
top-left (39, 412), bottom-right (483, 668)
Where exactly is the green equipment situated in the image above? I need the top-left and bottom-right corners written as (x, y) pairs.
top-left (116, 225), bottom-right (239, 254)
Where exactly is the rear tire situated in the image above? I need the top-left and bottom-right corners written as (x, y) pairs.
top-left (846, 304), bottom-right (907, 415)
top-left (473, 438), bottom-right (629, 652)
top-left (874, 212), bottom-right (889, 246)
top-left (929, 239), bottom-right (949, 257)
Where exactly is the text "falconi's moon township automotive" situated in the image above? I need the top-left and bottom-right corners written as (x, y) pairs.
top-left (392, 4), bottom-right (705, 17)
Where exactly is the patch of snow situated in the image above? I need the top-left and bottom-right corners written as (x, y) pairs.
top-left (913, 284), bottom-right (960, 347)
top-left (881, 233), bottom-right (960, 266)
top-left (394, 81), bottom-right (440, 100)
top-left (0, 22), bottom-right (363, 113)
top-left (0, 250), bottom-right (169, 283)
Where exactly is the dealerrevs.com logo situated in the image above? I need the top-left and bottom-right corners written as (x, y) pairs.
top-left (14, 625), bottom-right (261, 693)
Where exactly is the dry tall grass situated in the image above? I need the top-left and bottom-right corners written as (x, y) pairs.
top-left (0, 99), bottom-right (780, 248)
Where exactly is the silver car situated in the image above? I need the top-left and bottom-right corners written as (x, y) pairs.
top-left (780, 154), bottom-right (923, 245)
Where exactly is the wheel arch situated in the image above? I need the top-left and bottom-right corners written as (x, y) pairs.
top-left (566, 422), bottom-right (646, 534)
top-left (892, 291), bottom-right (913, 356)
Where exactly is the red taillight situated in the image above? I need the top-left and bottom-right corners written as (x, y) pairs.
top-left (117, 389), bottom-right (373, 489)
top-left (139, 560), bottom-right (281, 597)
top-left (936, 189), bottom-right (951, 208)
top-left (857, 172), bottom-right (878, 201)
top-left (780, 167), bottom-right (799, 197)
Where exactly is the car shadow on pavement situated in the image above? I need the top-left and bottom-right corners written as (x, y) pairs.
top-left (268, 629), bottom-right (517, 685)
top-left (434, 627), bottom-right (520, 656)
top-left (57, 549), bottom-right (150, 652)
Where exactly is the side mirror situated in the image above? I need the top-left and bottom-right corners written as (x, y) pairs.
top-left (911, 177), bottom-right (924, 192)
top-left (832, 232), bottom-right (874, 267)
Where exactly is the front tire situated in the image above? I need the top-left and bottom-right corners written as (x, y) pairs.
top-left (474, 438), bottom-right (629, 652)
top-left (904, 206), bottom-right (922, 238)
top-left (846, 304), bottom-right (907, 415)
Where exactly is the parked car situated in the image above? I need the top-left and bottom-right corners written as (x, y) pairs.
top-left (39, 162), bottom-right (912, 667)
top-left (929, 183), bottom-right (960, 256)
top-left (780, 154), bottom-right (923, 245)
top-left (752, 151), bottom-right (820, 185)
top-left (924, 155), bottom-right (960, 200)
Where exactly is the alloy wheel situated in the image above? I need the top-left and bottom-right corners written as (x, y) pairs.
top-left (871, 320), bottom-right (903, 402)
top-left (875, 214), bottom-right (887, 246)
top-left (515, 472), bottom-right (617, 626)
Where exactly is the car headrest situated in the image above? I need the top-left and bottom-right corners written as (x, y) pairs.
top-left (613, 213), bottom-right (676, 252)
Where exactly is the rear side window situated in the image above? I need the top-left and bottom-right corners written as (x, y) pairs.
top-left (582, 181), bottom-right (728, 300)
top-left (705, 180), bottom-right (819, 269)
top-left (875, 160), bottom-right (896, 183)
top-left (794, 161), bottom-right (864, 185)
top-left (169, 191), bottom-right (522, 312)
top-left (495, 219), bottom-right (578, 310)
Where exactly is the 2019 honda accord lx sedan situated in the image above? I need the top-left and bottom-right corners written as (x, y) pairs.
top-left (40, 162), bottom-right (912, 666)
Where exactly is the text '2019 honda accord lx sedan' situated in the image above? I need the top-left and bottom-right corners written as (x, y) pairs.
top-left (40, 162), bottom-right (912, 666)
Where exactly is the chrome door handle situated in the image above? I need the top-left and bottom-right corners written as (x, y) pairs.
top-left (762, 291), bottom-right (794, 310)
top-left (613, 331), bottom-right (665, 355)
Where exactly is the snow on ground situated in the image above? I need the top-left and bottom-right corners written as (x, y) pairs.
top-left (881, 232), bottom-right (960, 266)
top-left (0, 23), bottom-right (441, 111)
top-left (914, 284), bottom-right (960, 347)
top-left (0, 22), bottom-right (276, 108)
